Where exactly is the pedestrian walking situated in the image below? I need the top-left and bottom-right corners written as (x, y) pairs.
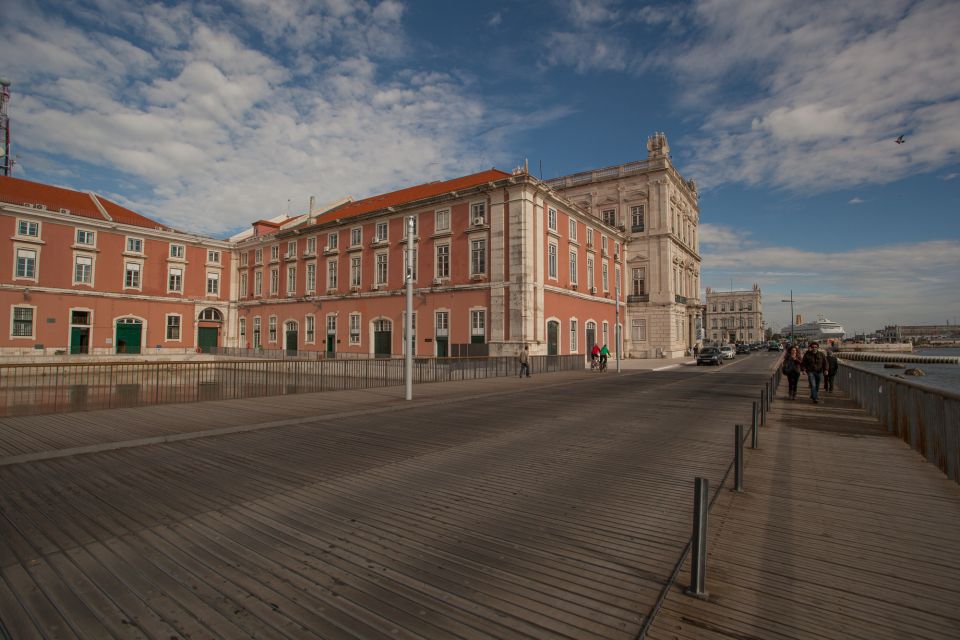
top-left (801, 342), bottom-right (828, 403)
top-left (824, 348), bottom-right (839, 392)
top-left (693, 344), bottom-right (700, 358)
top-left (782, 345), bottom-right (802, 399)
top-left (518, 344), bottom-right (531, 378)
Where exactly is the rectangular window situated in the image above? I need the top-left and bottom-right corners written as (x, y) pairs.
top-left (17, 220), bottom-right (39, 237)
top-left (170, 244), bottom-right (185, 259)
top-left (602, 262), bottom-right (609, 292)
top-left (587, 257), bottom-right (594, 290)
top-left (207, 272), bottom-right (220, 295)
top-left (16, 248), bottom-right (37, 279)
top-left (470, 239), bottom-right (486, 275)
top-left (569, 251), bottom-right (578, 284)
top-left (471, 202), bottom-right (486, 224)
top-left (255, 248), bottom-right (263, 264)
top-left (12, 307), bottom-right (34, 337)
top-left (239, 272), bottom-right (248, 298)
top-left (327, 315), bottom-right (337, 334)
top-left (124, 262), bottom-right (141, 288)
top-left (602, 209), bottom-right (616, 226)
top-left (254, 271), bottom-right (263, 295)
top-left (570, 319), bottom-right (578, 352)
top-left (601, 235), bottom-right (608, 254)
top-left (435, 209), bottom-right (450, 232)
top-left (376, 253), bottom-right (388, 285)
top-left (286, 241), bottom-right (296, 258)
top-left (568, 218), bottom-right (577, 240)
top-left (239, 318), bottom-right (246, 341)
top-left (349, 313), bottom-right (361, 344)
top-left (327, 259), bottom-right (338, 289)
top-left (632, 318), bottom-right (647, 342)
top-left (306, 237), bottom-right (316, 254)
top-left (74, 255), bottom-right (93, 284)
top-left (328, 232), bottom-right (338, 250)
top-left (286, 265), bottom-right (296, 294)
top-left (632, 267), bottom-right (646, 296)
top-left (375, 222), bottom-right (388, 242)
top-left (306, 263), bottom-right (316, 293)
top-left (271, 245), bottom-right (279, 260)
top-left (268, 316), bottom-right (277, 342)
top-left (350, 256), bottom-right (361, 287)
top-left (631, 205), bottom-right (645, 232)
top-left (436, 244), bottom-right (450, 279)
top-left (305, 315), bottom-right (315, 343)
top-left (603, 321), bottom-right (609, 346)
top-left (350, 227), bottom-right (362, 246)
top-left (126, 237), bottom-right (143, 253)
top-left (548, 243), bottom-right (557, 279)
top-left (586, 227), bottom-right (594, 247)
top-left (166, 315), bottom-right (181, 340)
top-left (208, 249), bottom-right (221, 263)
top-left (270, 268), bottom-right (279, 295)
top-left (404, 248), bottom-right (418, 281)
top-left (240, 252), bottom-right (248, 266)
top-left (76, 229), bottom-right (95, 245)
top-left (253, 316), bottom-right (261, 348)
top-left (168, 267), bottom-right (183, 292)
top-left (471, 309), bottom-right (485, 336)
top-left (547, 207), bottom-right (557, 231)
top-left (435, 311), bottom-right (449, 337)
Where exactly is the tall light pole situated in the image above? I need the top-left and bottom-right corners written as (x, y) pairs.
top-left (781, 290), bottom-right (795, 345)
top-left (404, 215), bottom-right (414, 400)
top-left (615, 250), bottom-right (621, 373)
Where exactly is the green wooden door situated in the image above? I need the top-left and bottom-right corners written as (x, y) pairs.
top-left (326, 334), bottom-right (335, 357)
top-left (285, 329), bottom-right (298, 353)
top-left (374, 330), bottom-right (391, 358)
top-left (198, 327), bottom-right (219, 353)
top-left (70, 327), bottom-right (90, 354)
top-left (115, 321), bottom-right (142, 354)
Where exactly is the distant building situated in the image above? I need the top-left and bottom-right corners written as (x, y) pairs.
top-left (881, 324), bottom-right (960, 343)
top-left (704, 284), bottom-right (763, 344)
top-left (1, 132), bottom-right (701, 358)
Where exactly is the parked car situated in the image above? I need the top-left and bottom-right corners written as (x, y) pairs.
top-left (767, 341), bottom-right (783, 351)
top-left (719, 345), bottom-right (736, 360)
top-left (735, 343), bottom-right (750, 354)
top-left (697, 347), bottom-right (723, 366)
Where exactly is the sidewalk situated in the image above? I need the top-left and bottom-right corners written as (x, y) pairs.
top-left (646, 376), bottom-right (960, 639)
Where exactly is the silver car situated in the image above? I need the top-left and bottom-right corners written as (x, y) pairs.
top-left (719, 344), bottom-right (736, 360)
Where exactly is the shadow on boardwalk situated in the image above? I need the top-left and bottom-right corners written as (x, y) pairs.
top-left (647, 380), bottom-right (960, 640)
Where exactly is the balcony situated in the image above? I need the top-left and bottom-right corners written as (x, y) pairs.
top-left (627, 294), bottom-right (649, 303)
top-left (631, 225), bottom-right (645, 233)
top-left (675, 294), bottom-right (688, 304)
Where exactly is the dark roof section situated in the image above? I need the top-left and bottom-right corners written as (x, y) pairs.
top-left (0, 176), bottom-right (172, 231)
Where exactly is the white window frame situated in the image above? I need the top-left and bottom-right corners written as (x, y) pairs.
top-left (631, 205), bottom-right (645, 231)
top-left (470, 309), bottom-right (486, 337)
top-left (548, 242), bottom-right (557, 279)
top-left (375, 252), bottom-right (388, 285)
top-left (328, 232), bottom-right (339, 250)
top-left (436, 243), bottom-right (450, 279)
top-left (570, 318), bottom-right (578, 352)
top-left (240, 252), bottom-right (248, 266)
top-left (74, 254), bottom-right (94, 286)
top-left (350, 256), bottom-right (361, 287)
top-left (470, 238), bottom-right (486, 276)
top-left (602, 209), bottom-right (616, 226)
top-left (11, 305), bottom-right (36, 339)
top-left (16, 219), bottom-right (40, 238)
top-left (327, 259), bottom-right (338, 290)
top-left (208, 249), bottom-right (221, 263)
top-left (435, 310), bottom-right (449, 337)
top-left (270, 244), bottom-right (280, 261)
top-left (253, 316), bottom-right (262, 348)
top-left (239, 272), bottom-right (248, 298)
top-left (268, 315), bottom-right (278, 343)
top-left (254, 271), bottom-right (263, 296)
top-left (632, 318), bottom-right (647, 342)
top-left (587, 257), bottom-right (594, 291)
top-left (350, 227), bottom-right (362, 247)
top-left (286, 241), bottom-right (297, 259)
top-left (547, 207), bottom-right (557, 231)
top-left (305, 314), bottom-right (316, 344)
top-left (471, 202), bottom-right (486, 224)
top-left (375, 221), bottom-right (388, 242)
top-left (125, 236), bottom-right (144, 254)
top-left (255, 248), bottom-right (263, 264)
top-left (349, 313), bottom-right (361, 344)
top-left (169, 243), bottom-right (185, 259)
top-left (124, 261), bottom-right (142, 290)
top-left (76, 229), bottom-right (95, 246)
top-left (435, 208), bottom-right (450, 232)
top-left (568, 218), bottom-right (577, 240)
top-left (168, 266), bottom-right (184, 293)
top-left (207, 271), bottom-right (220, 296)
top-left (569, 250), bottom-right (578, 285)
top-left (14, 246), bottom-right (38, 281)
top-left (269, 268), bottom-right (279, 295)
top-left (286, 265), bottom-right (296, 295)
top-left (165, 314), bottom-right (182, 341)
top-left (306, 262), bottom-right (317, 293)
top-left (306, 237), bottom-right (317, 255)
top-left (602, 262), bottom-right (609, 292)
top-left (239, 317), bottom-right (247, 342)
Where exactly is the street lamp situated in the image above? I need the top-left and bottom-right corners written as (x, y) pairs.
top-left (615, 250), bottom-right (621, 373)
top-left (781, 290), bottom-right (795, 346)
top-left (404, 215), bottom-right (414, 400)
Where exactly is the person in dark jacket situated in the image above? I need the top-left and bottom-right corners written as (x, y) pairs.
top-left (781, 345), bottom-right (802, 399)
top-left (801, 342), bottom-right (829, 403)
top-left (824, 349), bottom-right (839, 392)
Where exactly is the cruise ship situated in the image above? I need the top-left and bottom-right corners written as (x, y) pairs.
top-left (780, 315), bottom-right (846, 343)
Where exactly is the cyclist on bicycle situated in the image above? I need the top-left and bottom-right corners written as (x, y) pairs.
top-left (590, 343), bottom-right (601, 368)
top-left (599, 344), bottom-right (610, 370)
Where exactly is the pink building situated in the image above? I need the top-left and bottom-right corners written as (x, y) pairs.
top-left (2, 132), bottom-right (701, 359)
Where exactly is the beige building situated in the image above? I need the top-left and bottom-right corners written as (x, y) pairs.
top-left (705, 284), bottom-right (764, 345)
top-left (547, 132), bottom-right (702, 357)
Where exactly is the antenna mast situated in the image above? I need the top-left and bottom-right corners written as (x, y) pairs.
top-left (0, 78), bottom-right (11, 177)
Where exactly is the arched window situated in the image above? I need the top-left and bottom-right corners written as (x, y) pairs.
top-left (199, 307), bottom-right (223, 322)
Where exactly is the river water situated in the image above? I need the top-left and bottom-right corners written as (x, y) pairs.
top-left (845, 347), bottom-right (960, 394)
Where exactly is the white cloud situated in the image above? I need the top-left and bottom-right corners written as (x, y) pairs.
top-left (0, 0), bottom-right (562, 235)
top-left (848, 197), bottom-right (865, 204)
top-left (702, 233), bottom-right (960, 330)
top-left (678, 0), bottom-right (960, 192)
top-left (488, 12), bottom-right (503, 27)
top-left (940, 172), bottom-right (958, 181)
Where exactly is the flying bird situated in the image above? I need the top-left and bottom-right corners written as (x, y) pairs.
top-left (895, 135), bottom-right (906, 144)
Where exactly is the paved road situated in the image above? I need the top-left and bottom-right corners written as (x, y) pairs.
top-left (0, 353), bottom-right (780, 639)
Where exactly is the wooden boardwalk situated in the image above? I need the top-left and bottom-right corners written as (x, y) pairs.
top-left (1, 355), bottom-right (958, 639)
top-left (646, 378), bottom-right (960, 640)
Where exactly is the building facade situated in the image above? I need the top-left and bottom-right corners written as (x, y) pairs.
top-left (2, 132), bottom-right (702, 359)
top-left (704, 284), bottom-right (764, 345)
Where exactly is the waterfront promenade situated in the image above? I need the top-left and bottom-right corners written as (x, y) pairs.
top-left (1, 354), bottom-right (958, 638)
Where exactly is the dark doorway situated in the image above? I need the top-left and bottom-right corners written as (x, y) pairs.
top-left (70, 310), bottom-right (91, 354)
top-left (374, 319), bottom-right (392, 358)
top-left (326, 333), bottom-right (336, 358)
top-left (547, 320), bottom-right (559, 355)
top-left (115, 319), bottom-right (143, 354)
top-left (198, 327), bottom-right (219, 353)
top-left (285, 321), bottom-right (299, 354)
top-left (586, 322), bottom-right (596, 355)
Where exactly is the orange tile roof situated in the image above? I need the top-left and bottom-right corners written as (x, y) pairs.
top-left (0, 176), bottom-right (170, 230)
top-left (310, 169), bottom-right (512, 226)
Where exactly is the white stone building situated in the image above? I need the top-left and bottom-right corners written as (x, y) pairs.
top-left (704, 284), bottom-right (764, 345)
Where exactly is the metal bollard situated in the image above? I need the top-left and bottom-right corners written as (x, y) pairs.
top-left (685, 477), bottom-right (710, 598)
top-left (751, 402), bottom-right (759, 449)
top-left (760, 389), bottom-right (766, 426)
top-left (734, 424), bottom-right (744, 492)
top-left (765, 382), bottom-right (771, 409)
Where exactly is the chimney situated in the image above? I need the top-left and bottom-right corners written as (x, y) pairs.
top-left (308, 195), bottom-right (316, 223)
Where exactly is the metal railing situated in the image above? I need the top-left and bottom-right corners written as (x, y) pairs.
top-left (840, 361), bottom-right (960, 483)
top-left (0, 354), bottom-right (585, 417)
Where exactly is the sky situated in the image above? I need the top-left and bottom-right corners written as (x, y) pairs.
top-left (1, 0), bottom-right (958, 334)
